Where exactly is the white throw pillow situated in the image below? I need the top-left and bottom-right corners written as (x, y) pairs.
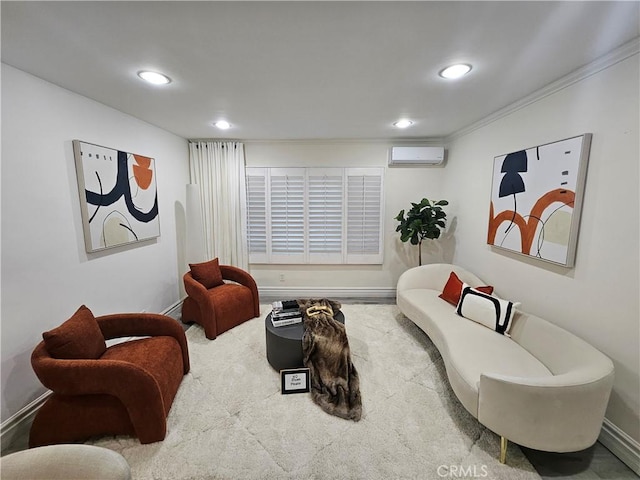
top-left (456, 285), bottom-right (519, 335)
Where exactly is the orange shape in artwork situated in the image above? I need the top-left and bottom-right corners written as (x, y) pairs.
top-left (132, 155), bottom-right (153, 190)
top-left (488, 188), bottom-right (575, 255)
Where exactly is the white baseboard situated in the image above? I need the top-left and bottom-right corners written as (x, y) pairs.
top-left (258, 286), bottom-right (396, 299)
top-left (599, 418), bottom-right (640, 475)
top-left (163, 299), bottom-right (183, 319)
top-left (0, 390), bottom-right (51, 452)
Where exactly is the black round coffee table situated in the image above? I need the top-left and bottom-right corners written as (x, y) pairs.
top-left (265, 311), bottom-right (345, 371)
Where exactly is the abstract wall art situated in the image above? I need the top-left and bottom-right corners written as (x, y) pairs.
top-left (73, 140), bottom-right (160, 252)
top-left (487, 134), bottom-right (592, 267)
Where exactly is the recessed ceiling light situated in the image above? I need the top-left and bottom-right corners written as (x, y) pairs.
top-left (137, 71), bottom-right (172, 85)
top-left (214, 120), bottom-right (231, 130)
top-left (393, 119), bottom-right (414, 129)
top-left (439, 64), bottom-right (472, 79)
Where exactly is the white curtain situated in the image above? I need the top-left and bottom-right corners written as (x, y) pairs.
top-left (188, 141), bottom-right (248, 269)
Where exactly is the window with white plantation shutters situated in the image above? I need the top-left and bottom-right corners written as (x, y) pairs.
top-left (245, 170), bottom-right (268, 263)
top-left (346, 170), bottom-right (384, 264)
top-left (245, 167), bottom-right (383, 264)
top-left (308, 169), bottom-right (343, 263)
top-left (270, 169), bottom-right (305, 263)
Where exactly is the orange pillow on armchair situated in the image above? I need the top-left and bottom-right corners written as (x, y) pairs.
top-left (42, 305), bottom-right (106, 359)
top-left (189, 258), bottom-right (225, 289)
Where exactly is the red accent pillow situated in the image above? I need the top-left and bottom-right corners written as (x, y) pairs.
top-left (42, 305), bottom-right (107, 359)
top-left (189, 258), bottom-right (224, 289)
top-left (438, 271), bottom-right (494, 306)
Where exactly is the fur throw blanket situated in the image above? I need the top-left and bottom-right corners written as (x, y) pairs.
top-left (298, 299), bottom-right (362, 421)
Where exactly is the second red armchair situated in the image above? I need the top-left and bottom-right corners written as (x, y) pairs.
top-left (181, 258), bottom-right (260, 339)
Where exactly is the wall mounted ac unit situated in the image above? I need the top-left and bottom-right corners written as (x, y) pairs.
top-left (388, 146), bottom-right (445, 166)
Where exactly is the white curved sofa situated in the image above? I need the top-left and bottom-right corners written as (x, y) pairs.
top-left (396, 263), bottom-right (614, 461)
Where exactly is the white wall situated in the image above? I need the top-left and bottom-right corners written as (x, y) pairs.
top-left (245, 141), bottom-right (451, 291)
top-left (442, 55), bottom-right (640, 443)
top-left (0, 65), bottom-right (190, 423)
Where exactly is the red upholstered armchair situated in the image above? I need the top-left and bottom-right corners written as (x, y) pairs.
top-left (30, 306), bottom-right (190, 448)
top-left (181, 258), bottom-right (260, 340)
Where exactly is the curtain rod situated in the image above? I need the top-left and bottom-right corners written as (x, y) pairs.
top-left (190, 142), bottom-right (238, 149)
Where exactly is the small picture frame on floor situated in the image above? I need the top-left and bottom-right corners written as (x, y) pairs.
top-left (280, 368), bottom-right (310, 394)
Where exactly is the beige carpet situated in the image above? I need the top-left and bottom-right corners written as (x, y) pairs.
top-left (88, 304), bottom-right (541, 480)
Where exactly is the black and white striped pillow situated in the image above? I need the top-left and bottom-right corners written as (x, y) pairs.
top-left (456, 285), bottom-right (519, 335)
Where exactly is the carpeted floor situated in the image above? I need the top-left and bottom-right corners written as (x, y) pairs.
top-left (88, 304), bottom-right (541, 480)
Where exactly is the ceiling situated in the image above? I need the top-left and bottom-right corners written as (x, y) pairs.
top-left (2, 1), bottom-right (639, 141)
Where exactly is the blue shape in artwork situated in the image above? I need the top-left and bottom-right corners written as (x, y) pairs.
top-left (85, 150), bottom-right (158, 223)
top-left (499, 150), bottom-right (528, 198)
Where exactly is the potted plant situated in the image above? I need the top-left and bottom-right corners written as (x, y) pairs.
top-left (395, 198), bottom-right (449, 266)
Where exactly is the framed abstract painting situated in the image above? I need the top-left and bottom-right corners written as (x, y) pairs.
top-left (487, 134), bottom-right (592, 267)
top-left (73, 140), bottom-right (160, 252)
